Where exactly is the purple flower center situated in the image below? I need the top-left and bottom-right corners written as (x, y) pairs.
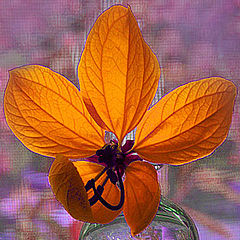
top-left (84, 140), bottom-right (142, 210)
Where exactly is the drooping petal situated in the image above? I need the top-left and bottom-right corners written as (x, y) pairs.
top-left (78, 5), bottom-right (160, 142)
top-left (133, 77), bottom-right (237, 165)
top-left (48, 155), bottom-right (93, 222)
top-left (73, 161), bottom-right (122, 223)
top-left (123, 161), bottom-right (160, 236)
top-left (4, 65), bottom-right (105, 158)
top-left (49, 155), bottom-right (122, 224)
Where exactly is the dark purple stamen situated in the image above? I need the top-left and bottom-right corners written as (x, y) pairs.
top-left (84, 139), bottom-right (142, 210)
top-left (96, 143), bottom-right (117, 168)
top-left (85, 167), bottom-right (124, 210)
top-left (106, 168), bottom-right (118, 184)
top-left (121, 140), bottom-right (134, 153)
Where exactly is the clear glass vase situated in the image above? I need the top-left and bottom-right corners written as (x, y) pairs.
top-left (79, 196), bottom-right (199, 240)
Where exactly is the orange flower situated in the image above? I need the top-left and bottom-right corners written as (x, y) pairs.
top-left (4, 5), bottom-right (236, 236)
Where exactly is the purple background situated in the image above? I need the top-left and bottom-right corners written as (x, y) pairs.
top-left (0, 0), bottom-right (239, 239)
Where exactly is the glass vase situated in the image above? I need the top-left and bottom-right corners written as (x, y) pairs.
top-left (79, 196), bottom-right (199, 240)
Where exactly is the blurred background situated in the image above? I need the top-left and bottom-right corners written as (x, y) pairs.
top-left (0, 0), bottom-right (239, 239)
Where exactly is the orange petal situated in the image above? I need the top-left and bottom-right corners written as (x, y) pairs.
top-left (78, 5), bottom-right (160, 142)
top-left (123, 161), bottom-right (160, 236)
top-left (49, 155), bottom-right (122, 224)
top-left (48, 155), bottom-right (93, 222)
top-left (133, 77), bottom-right (237, 165)
top-left (4, 65), bottom-right (105, 158)
top-left (73, 161), bottom-right (122, 223)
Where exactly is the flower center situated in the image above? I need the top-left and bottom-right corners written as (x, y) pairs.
top-left (84, 140), bottom-right (126, 211)
top-left (96, 140), bottom-right (125, 171)
top-left (84, 140), bottom-right (142, 210)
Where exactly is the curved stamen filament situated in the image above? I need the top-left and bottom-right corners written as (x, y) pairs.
top-left (94, 167), bottom-right (107, 181)
top-left (88, 175), bottom-right (109, 206)
top-left (85, 167), bottom-right (125, 211)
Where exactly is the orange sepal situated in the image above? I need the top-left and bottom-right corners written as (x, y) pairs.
top-left (133, 77), bottom-right (237, 165)
top-left (4, 65), bottom-right (105, 158)
top-left (48, 155), bottom-right (93, 222)
top-left (123, 161), bottom-right (160, 236)
top-left (73, 161), bottom-right (122, 223)
top-left (78, 5), bottom-right (160, 142)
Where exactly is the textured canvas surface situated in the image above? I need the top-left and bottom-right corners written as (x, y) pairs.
top-left (0, 0), bottom-right (239, 239)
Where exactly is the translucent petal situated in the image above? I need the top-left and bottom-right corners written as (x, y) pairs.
top-left (48, 155), bottom-right (93, 222)
top-left (123, 161), bottom-right (160, 236)
top-left (73, 161), bottom-right (122, 223)
top-left (49, 155), bottom-right (122, 224)
top-left (133, 77), bottom-right (237, 165)
top-left (4, 65), bottom-right (105, 158)
top-left (78, 5), bottom-right (160, 142)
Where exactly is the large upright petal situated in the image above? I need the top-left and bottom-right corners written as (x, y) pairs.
top-left (4, 65), bottom-right (105, 158)
top-left (78, 5), bottom-right (160, 142)
top-left (123, 161), bottom-right (160, 236)
top-left (133, 77), bottom-right (237, 165)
